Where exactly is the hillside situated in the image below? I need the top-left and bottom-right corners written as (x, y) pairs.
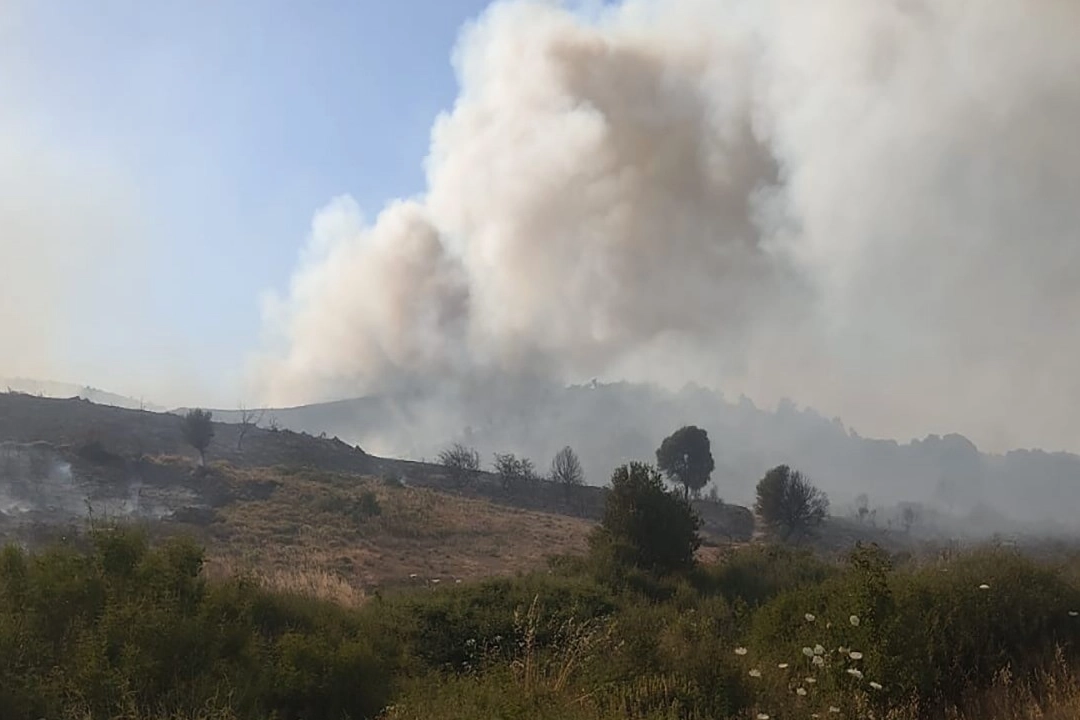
top-left (211, 381), bottom-right (1080, 532)
top-left (0, 392), bottom-right (766, 592)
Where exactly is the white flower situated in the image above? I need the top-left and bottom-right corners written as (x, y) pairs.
top-left (812, 715), bottom-right (820, 718)
top-left (735, 647), bottom-right (749, 656)
top-left (750, 669), bottom-right (763, 678)
top-left (849, 651), bottom-right (864, 660)
top-left (802, 647), bottom-right (815, 657)
top-left (408, 573), bottom-right (418, 579)
top-left (1070, 611), bottom-right (1078, 617)
top-left (805, 613), bottom-right (817, 622)
top-left (849, 615), bottom-right (861, 627)
top-left (812, 656), bottom-right (825, 667)
top-left (837, 646), bottom-right (848, 654)
top-left (455, 579), bottom-right (462, 584)
top-left (979, 583), bottom-right (991, 591)
top-left (829, 706), bottom-right (841, 713)
top-left (797, 687), bottom-right (808, 696)
top-left (805, 677), bottom-right (817, 684)
top-left (869, 681), bottom-right (883, 690)
top-left (814, 644), bottom-right (826, 655)
top-left (431, 578), bottom-right (440, 584)
top-left (757, 714), bottom-right (770, 720)
top-left (847, 668), bottom-right (864, 679)
top-left (778, 663), bottom-right (789, 669)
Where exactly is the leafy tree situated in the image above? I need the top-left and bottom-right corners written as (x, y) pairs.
top-left (493, 452), bottom-right (536, 490)
top-left (655, 425), bottom-right (715, 499)
top-left (590, 462), bottom-right (702, 575)
top-left (754, 464), bottom-right (829, 543)
top-left (550, 446), bottom-right (584, 497)
top-left (181, 409), bottom-right (214, 466)
top-left (438, 443), bottom-right (480, 487)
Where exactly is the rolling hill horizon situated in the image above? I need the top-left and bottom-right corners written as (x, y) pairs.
top-left (14, 376), bottom-right (1080, 531)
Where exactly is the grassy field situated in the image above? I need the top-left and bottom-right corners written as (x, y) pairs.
top-left (199, 464), bottom-right (595, 597)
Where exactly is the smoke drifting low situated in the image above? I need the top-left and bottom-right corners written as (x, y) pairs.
top-left (256, 0), bottom-right (1080, 455)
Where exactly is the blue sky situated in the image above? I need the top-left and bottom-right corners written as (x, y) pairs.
top-left (2, 0), bottom-right (496, 404)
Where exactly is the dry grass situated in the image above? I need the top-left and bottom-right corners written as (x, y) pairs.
top-left (198, 466), bottom-right (594, 600)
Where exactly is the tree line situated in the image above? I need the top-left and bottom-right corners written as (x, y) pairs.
top-left (440, 423), bottom-right (831, 561)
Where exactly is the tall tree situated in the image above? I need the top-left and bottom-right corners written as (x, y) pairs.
top-left (550, 446), bottom-right (584, 497)
top-left (754, 464), bottom-right (829, 543)
top-left (590, 462), bottom-right (702, 575)
top-left (656, 425), bottom-right (715, 499)
top-left (181, 409), bottom-right (215, 467)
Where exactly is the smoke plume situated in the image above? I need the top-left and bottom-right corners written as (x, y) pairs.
top-left (256, 0), bottom-right (1080, 454)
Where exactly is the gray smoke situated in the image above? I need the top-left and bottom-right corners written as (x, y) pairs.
top-left (254, 0), bottom-right (1080, 455)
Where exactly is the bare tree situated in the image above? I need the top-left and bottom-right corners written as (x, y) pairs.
top-left (550, 446), bottom-right (584, 499)
top-left (854, 493), bottom-right (870, 523)
top-left (237, 403), bottom-right (265, 451)
top-left (438, 443), bottom-right (481, 487)
top-left (900, 503), bottom-right (921, 534)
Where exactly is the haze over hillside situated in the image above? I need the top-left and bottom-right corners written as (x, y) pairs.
top-left (253, 0), bottom-right (1080, 458)
top-left (6, 0), bottom-right (1080, 525)
top-left (202, 380), bottom-right (1080, 533)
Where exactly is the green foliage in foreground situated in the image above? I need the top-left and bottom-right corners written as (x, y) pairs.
top-left (3, 524), bottom-right (1080, 720)
top-left (0, 527), bottom-right (400, 720)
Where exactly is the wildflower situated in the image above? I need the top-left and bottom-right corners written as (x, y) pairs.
top-left (805, 613), bottom-right (817, 622)
top-left (455, 579), bottom-right (462, 584)
top-left (802, 647), bottom-right (815, 657)
top-left (812, 656), bottom-right (825, 666)
top-left (846, 668), bottom-right (864, 679)
top-left (814, 644), bottom-right (826, 655)
top-left (849, 615), bottom-right (861, 627)
top-left (797, 687), bottom-right (808, 696)
top-left (869, 681), bottom-right (883, 690)
top-left (735, 647), bottom-right (749, 656)
top-left (829, 706), bottom-right (841, 713)
top-left (749, 669), bottom-right (763, 678)
top-left (778, 663), bottom-right (790, 669)
top-left (805, 677), bottom-right (817, 684)
top-left (979, 583), bottom-right (991, 591)
top-left (837, 646), bottom-right (848, 654)
top-left (431, 578), bottom-right (441, 584)
top-left (812, 715), bottom-right (820, 718)
top-left (408, 573), bottom-right (418, 579)
top-left (849, 651), bottom-right (863, 660)
top-left (757, 714), bottom-right (770, 720)
top-left (1070, 611), bottom-right (1078, 617)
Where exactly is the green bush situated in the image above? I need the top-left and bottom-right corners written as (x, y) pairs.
top-left (0, 525), bottom-right (400, 720)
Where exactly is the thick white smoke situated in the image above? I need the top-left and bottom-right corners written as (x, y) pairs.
top-left (255, 0), bottom-right (1080, 454)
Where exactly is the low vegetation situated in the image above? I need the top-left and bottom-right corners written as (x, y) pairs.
top-left (5, 457), bottom-right (1080, 719)
top-left (6, 404), bottom-right (1080, 719)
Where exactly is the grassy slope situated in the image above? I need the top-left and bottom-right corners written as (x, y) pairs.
top-left (199, 464), bottom-right (594, 597)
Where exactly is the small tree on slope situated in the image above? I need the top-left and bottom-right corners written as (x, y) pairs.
top-left (181, 408), bottom-right (215, 467)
